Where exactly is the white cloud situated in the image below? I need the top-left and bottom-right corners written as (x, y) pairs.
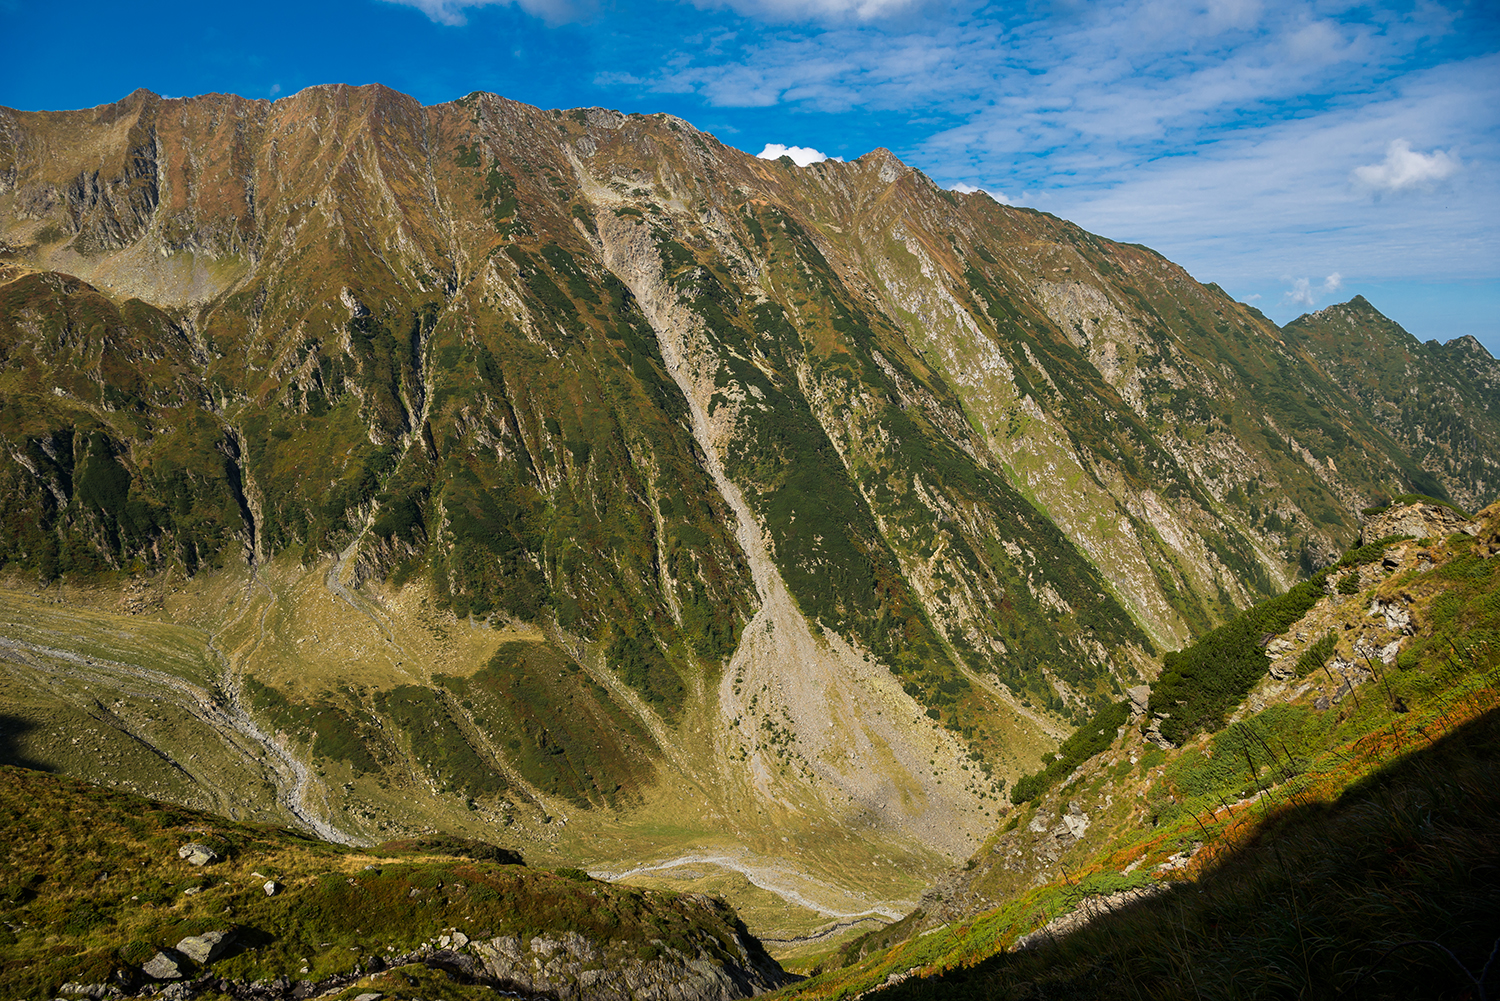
top-left (1283, 273), bottom-right (1345, 308)
top-left (757, 143), bottom-right (840, 166)
top-left (1352, 139), bottom-right (1461, 193)
top-left (950, 181), bottom-right (1012, 204)
top-left (690, 0), bottom-right (918, 21)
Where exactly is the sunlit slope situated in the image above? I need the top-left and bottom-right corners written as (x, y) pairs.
top-left (1282, 295), bottom-right (1500, 513)
top-left (0, 85), bottom-right (1489, 950)
top-left (784, 500), bottom-right (1500, 998)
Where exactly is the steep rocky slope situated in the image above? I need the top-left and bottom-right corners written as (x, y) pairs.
top-left (1283, 295), bottom-right (1500, 513)
top-left (1, 85), bottom-right (1494, 939)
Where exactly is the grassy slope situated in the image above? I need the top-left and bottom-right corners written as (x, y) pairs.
top-left (0, 766), bottom-right (783, 1000)
top-left (782, 504), bottom-right (1500, 998)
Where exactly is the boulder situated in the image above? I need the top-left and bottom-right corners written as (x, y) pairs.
top-left (142, 949), bottom-right (187, 980)
top-left (177, 843), bottom-right (219, 867)
top-left (175, 929), bottom-right (233, 964)
top-left (263, 879), bottom-right (282, 896)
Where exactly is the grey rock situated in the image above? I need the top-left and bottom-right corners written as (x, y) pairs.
top-left (1362, 502), bottom-right (1476, 546)
top-left (142, 949), bottom-right (187, 980)
top-left (175, 929), bottom-right (232, 964)
top-left (177, 842), bottom-right (219, 867)
top-left (263, 879), bottom-right (281, 896)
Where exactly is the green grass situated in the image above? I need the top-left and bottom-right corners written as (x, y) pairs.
top-left (0, 765), bottom-right (781, 999)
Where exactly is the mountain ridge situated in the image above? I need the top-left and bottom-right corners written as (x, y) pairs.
top-left (2, 83), bottom-right (1497, 952)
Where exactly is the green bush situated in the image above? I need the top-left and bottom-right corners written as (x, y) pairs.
top-left (1011, 701), bottom-right (1129, 804)
top-left (1148, 569), bottom-right (1338, 744)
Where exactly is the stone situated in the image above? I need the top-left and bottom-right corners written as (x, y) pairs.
top-left (142, 950), bottom-right (187, 980)
top-left (263, 879), bottom-right (281, 896)
top-left (175, 929), bottom-right (233, 964)
top-left (1061, 802), bottom-right (1090, 840)
top-left (1126, 685), bottom-right (1150, 714)
top-left (353, 994), bottom-right (385, 1001)
top-left (177, 842), bottom-right (219, 867)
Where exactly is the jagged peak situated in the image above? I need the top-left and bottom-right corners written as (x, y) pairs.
top-left (1443, 333), bottom-right (1495, 359)
top-left (856, 146), bottom-right (914, 184)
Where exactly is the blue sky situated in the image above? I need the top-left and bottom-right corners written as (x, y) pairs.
top-left (2, 0), bottom-right (1496, 348)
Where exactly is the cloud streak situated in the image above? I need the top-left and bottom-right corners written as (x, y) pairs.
top-left (600, 0), bottom-right (1495, 291)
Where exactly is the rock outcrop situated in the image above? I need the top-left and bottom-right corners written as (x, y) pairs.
top-left (1362, 500), bottom-right (1477, 545)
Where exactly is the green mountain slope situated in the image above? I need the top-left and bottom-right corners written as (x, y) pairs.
top-left (1283, 295), bottom-right (1500, 513)
top-left (1, 86), bottom-right (1496, 946)
top-left (786, 499), bottom-right (1500, 998)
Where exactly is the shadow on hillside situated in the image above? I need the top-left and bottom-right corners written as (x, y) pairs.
top-left (878, 708), bottom-right (1500, 1001)
top-left (0, 713), bottom-right (53, 773)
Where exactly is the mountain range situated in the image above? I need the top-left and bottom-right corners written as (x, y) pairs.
top-left (1, 83), bottom-right (1497, 985)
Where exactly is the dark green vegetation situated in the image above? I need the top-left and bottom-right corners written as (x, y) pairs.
top-left (0, 765), bottom-right (779, 999)
top-left (439, 640), bottom-right (657, 808)
top-left (1147, 534), bottom-right (1420, 744)
top-left (1148, 572), bottom-right (1331, 744)
top-left (1009, 700), bottom-right (1129, 804)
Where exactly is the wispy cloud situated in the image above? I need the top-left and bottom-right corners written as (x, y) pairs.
top-left (1353, 138), bottom-right (1461, 193)
top-left (950, 181), bottom-right (1011, 204)
top-left (688, 0), bottom-right (919, 23)
top-left (382, 0), bottom-right (587, 27)
top-left (757, 143), bottom-right (841, 165)
top-left (1283, 273), bottom-right (1345, 308)
top-left (603, 0), bottom-right (1496, 291)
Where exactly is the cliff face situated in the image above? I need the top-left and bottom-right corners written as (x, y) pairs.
top-left (0, 85), bottom-right (1485, 925)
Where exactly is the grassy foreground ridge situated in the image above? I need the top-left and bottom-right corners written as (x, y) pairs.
top-left (779, 502), bottom-right (1500, 999)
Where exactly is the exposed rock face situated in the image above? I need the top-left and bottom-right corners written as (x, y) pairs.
top-left (178, 843), bottom-right (220, 867)
top-left (1362, 501), bottom-right (1477, 545)
top-left (142, 949), bottom-right (187, 979)
top-left (468, 925), bottom-right (790, 1000)
top-left (175, 929), bottom-right (233, 964)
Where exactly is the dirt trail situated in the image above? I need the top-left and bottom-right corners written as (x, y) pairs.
top-left (591, 851), bottom-right (910, 922)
